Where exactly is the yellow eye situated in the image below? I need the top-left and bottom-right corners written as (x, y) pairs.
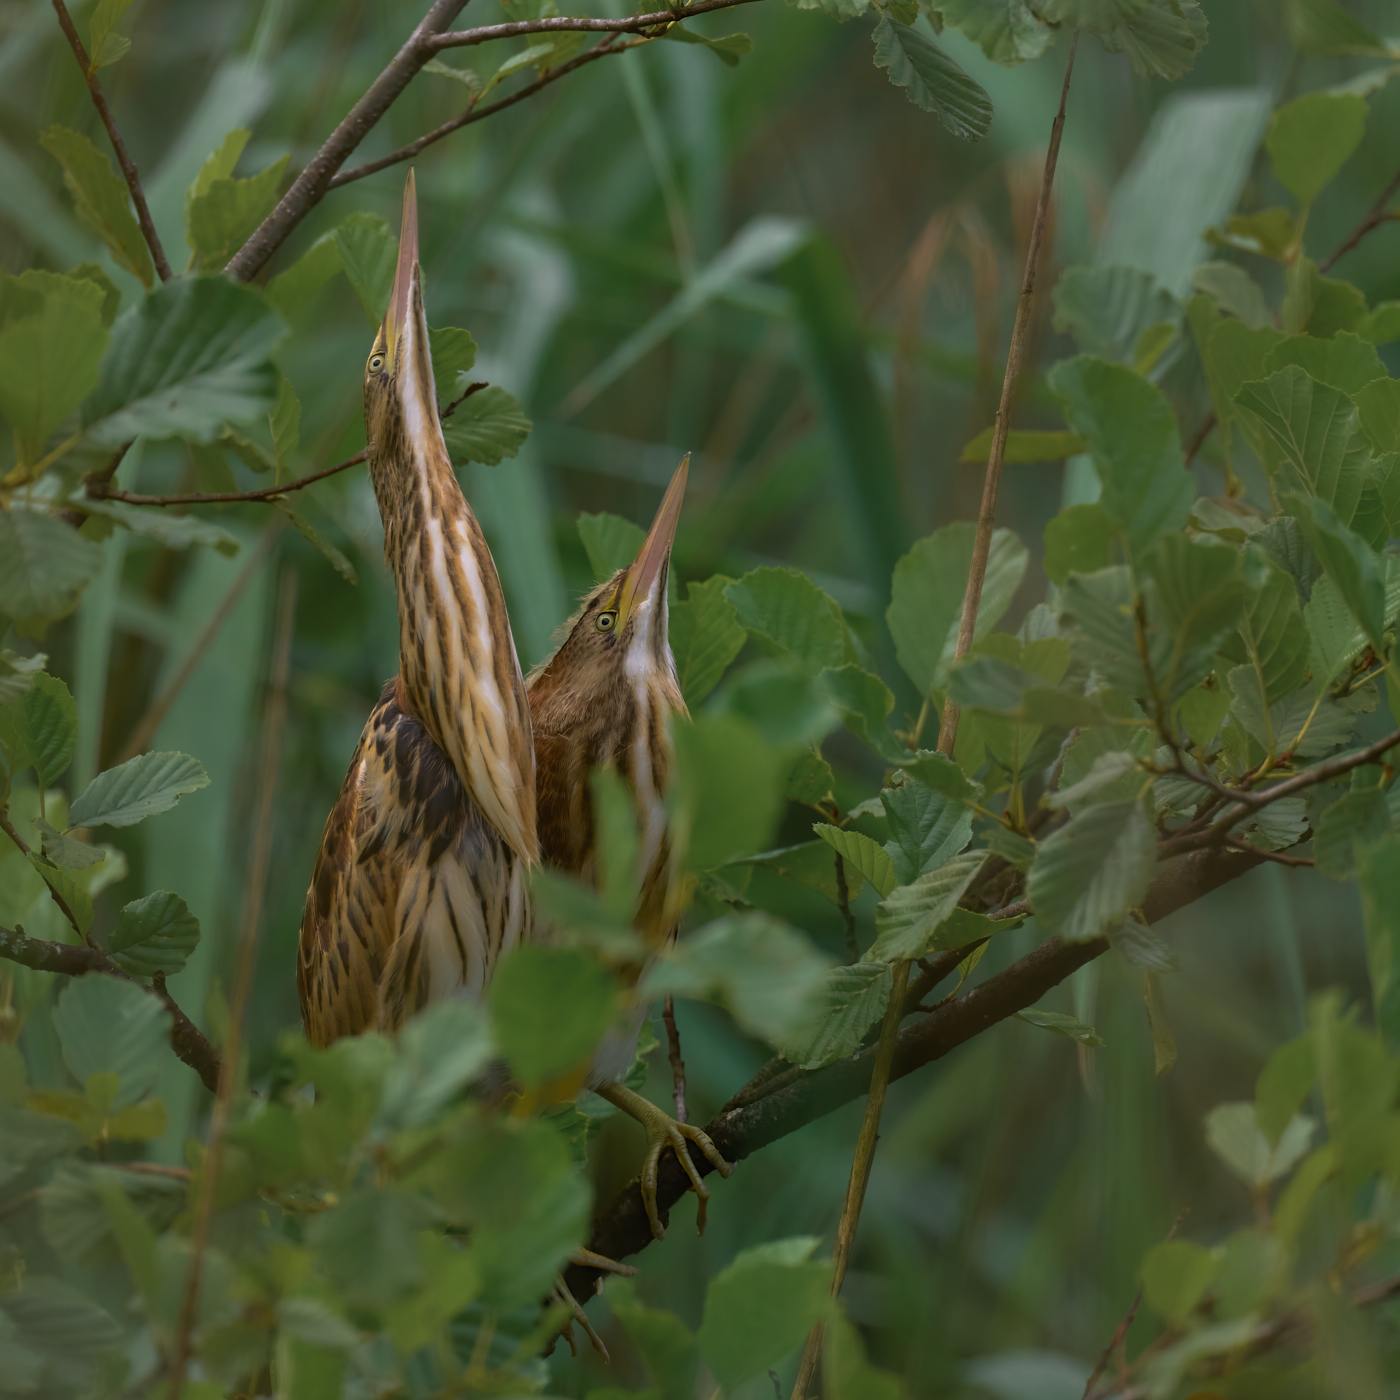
top-left (595, 610), bottom-right (617, 633)
top-left (368, 354), bottom-right (385, 373)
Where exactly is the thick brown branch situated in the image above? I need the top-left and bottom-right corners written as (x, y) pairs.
top-left (565, 844), bottom-right (1262, 1300)
top-left (225, 0), bottom-right (470, 282)
top-left (429, 0), bottom-right (765, 48)
top-left (85, 450), bottom-right (366, 508)
top-left (50, 0), bottom-right (172, 282)
top-left (0, 926), bottom-right (220, 1095)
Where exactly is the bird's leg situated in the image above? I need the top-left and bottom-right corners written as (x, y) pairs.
top-left (547, 1251), bottom-right (636, 1362)
top-left (593, 1081), bottom-right (732, 1240)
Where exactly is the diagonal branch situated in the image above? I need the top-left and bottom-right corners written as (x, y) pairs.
top-left (564, 842), bottom-right (1262, 1301)
top-left (1319, 160), bottom-right (1400, 274)
top-left (86, 449), bottom-right (367, 508)
top-left (50, 0), bottom-right (172, 282)
top-left (428, 0), bottom-right (765, 49)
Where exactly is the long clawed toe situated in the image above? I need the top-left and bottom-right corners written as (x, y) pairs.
top-left (639, 1118), bottom-right (732, 1238)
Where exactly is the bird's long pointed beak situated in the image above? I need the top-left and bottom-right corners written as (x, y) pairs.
top-left (616, 455), bottom-right (688, 626)
top-left (374, 169), bottom-right (419, 367)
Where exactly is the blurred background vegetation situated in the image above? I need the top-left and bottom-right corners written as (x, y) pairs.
top-left (3, 0), bottom-right (1400, 1393)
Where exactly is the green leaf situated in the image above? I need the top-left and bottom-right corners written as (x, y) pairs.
top-left (669, 576), bottom-right (746, 707)
top-left (77, 494), bottom-right (241, 555)
top-left (1289, 0), bottom-right (1388, 55)
top-left (1236, 555), bottom-right (1310, 704)
top-left (1096, 0), bottom-right (1207, 81)
top-left (334, 213), bottom-right (397, 326)
top-left (697, 1238), bottom-right (832, 1390)
top-left (1048, 356), bottom-right (1194, 556)
top-left (306, 1188), bottom-right (438, 1310)
top-left (429, 326), bottom-right (479, 395)
top-left (269, 373), bottom-right (300, 468)
top-left (0, 511), bottom-right (103, 637)
top-left (670, 714), bottom-right (785, 871)
top-left (0, 649), bottom-right (47, 705)
top-left (0, 270), bottom-right (108, 468)
top-left (716, 666), bottom-right (836, 747)
top-left (659, 25), bottom-right (755, 65)
top-left (931, 0), bottom-right (1052, 64)
top-left (1051, 264), bottom-right (1180, 363)
top-left (1255, 1033), bottom-right (1318, 1148)
top-left (1042, 502), bottom-right (1114, 587)
top-left (1017, 1007), bottom-right (1104, 1048)
top-left (1285, 491), bottom-right (1384, 650)
top-left (880, 779), bottom-right (973, 885)
top-left (812, 824), bottom-right (896, 897)
top-left (887, 523), bottom-right (1027, 696)
top-left (609, 1281), bottom-right (700, 1400)
top-left (725, 568), bottom-right (855, 673)
top-left (1264, 329), bottom-right (1386, 397)
top-left (423, 57), bottom-right (485, 95)
top-left (791, 962), bottom-right (894, 1069)
top-left (786, 750), bottom-right (835, 808)
top-left (440, 385), bottom-right (532, 468)
top-left (38, 126), bottom-right (153, 286)
top-left (87, 0), bottom-right (134, 68)
top-left (8, 672), bottom-right (76, 787)
top-left (108, 890), bottom-right (200, 977)
top-left (1141, 1240), bottom-right (1217, 1324)
top-left (735, 840), bottom-right (863, 906)
top-left (488, 946), bottom-right (616, 1087)
top-left (959, 428), bottom-right (1087, 463)
top-left (1190, 261), bottom-right (1269, 329)
top-left (277, 1298), bottom-right (361, 1351)
top-left (642, 914), bottom-right (832, 1047)
top-left (1204, 207), bottom-right (1297, 262)
top-left (1313, 787), bottom-right (1389, 881)
top-left (1359, 833), bottom-right (1400, 1054)
top-left (277, 502), bottom-right (357, 585)
top-left (1266, 91), bottom-right (1367, 205)
top-left (871, 17), bottom-right (992, 139)
top-left (377, 999), bottom-right (495, 1131)
top-left (0, 1278), bottom-right (123, 1393)
top-left (1204, 1101), bottom-right (1314, 1187)
top-left (577, 511), bottom-right (644, 583)
top-left (1034, 0), bottom-right (1149, 31)
top-left (264, 233), bottom-right (343, 318)
top-left (26, 852), bottom-right (94, 934)
top-left (184, 130), bottom-right (289, 271)
top-left (819, 664), bottom-right (904, 762)
top-left (1227, 669), bottom-right (1355, 760)
top-left (84, 277), bottom-right (286, 445)
top-left (869, 851), bottom-right (985, 961)
top-left (589, 766), bottom-right (640, 924)
top-left (1027, 799), bottom-right (1155, 943)
top-left (53, 974), bottom-right (170, 1109)
top-left (33, 817), bottom-right (102, 870)
top-left (69, 750), bottom-right (210, 829)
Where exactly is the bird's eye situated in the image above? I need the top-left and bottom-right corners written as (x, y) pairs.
top-left (595, 610), bottom-right (617, 633)
top-left (368, 354), bottom-right (385, 373)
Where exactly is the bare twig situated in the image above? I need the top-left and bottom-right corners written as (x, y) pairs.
top-left (1319, 161), bottom-right (1400, 273)
top-left (790, 959), bottom-right (911, 1399)
top-left (1222, 836), bottom-right (1314, 868)
top-left (662, 996), bottom-right (687, 1125)
top-left (833, 853), bottom-right (858, 964)
top-left (937, 33), bottom-right (1079, 756)
top-left (432, 0), bottom-right (764, 48)
top-left (0, 927), bottom-right (220, 1093)
top-left (168, 572), bottom-right (296, 1400)
top-left (1182, 410), bottom-right (1216, 465)
top-left (86, 449), bottom-right (367, 508)
top-left (50, 0), bottom-right (172, 282)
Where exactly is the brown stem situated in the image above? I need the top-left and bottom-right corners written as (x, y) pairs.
top-left (327, 39), bottom-right (626, 191)
top-left (224, 0), bottom-right (471, 282)
top-left (833, 853), bottom-right (858, 963)
top-left (563, 843), bottom-right (1262, 1299)
top-left (116, 518), bottom-right (284, 764)
top-left (0, 927), bottom-right (220, 1093)
top-left (168, 572), bottom-right (295, 1400)
top-left (49, 0), bottom-right (172, 282)
top-left (86, 449), bottom-right (366, 508)
top-left (937, 33), bottom-right (1078, 756)
top-left (790, 958), bottom-right (911, 1400)
top-left (1319, 161), bottom-right (1400, 274)
top-left (662, 995), bottom-right (686, 1125)
top-left (431, 0), bottom-right (765, 47)
top-left (1183, 410), bottom-right (1216, 465)
top-left (1222, 837), bottom-right (1314, 868)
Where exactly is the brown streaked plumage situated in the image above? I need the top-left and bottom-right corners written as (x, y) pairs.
top-left (528, 457), bottom-right (732, 1238)
top-left (297, 171), bottom-right (536, 1048)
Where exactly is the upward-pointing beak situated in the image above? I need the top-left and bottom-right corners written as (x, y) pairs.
top-left (615, 454), bottom-right (688, 627)
top-left (373, 169), bottom-right (419, 369)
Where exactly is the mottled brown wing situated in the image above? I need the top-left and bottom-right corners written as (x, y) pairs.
top-left (297, 682), bottom-right (530, 1048)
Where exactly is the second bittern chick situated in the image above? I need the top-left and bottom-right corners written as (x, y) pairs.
top-left (527, 457), bottom-right (731, 1239)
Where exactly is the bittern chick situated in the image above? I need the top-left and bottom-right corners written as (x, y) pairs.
top-left (528, 458), bottom-right (732, 1239)
top-left (297, 170), bottom-right (537, 1046)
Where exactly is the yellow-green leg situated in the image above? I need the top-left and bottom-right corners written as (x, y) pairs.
top-left (594, 1081), bottom-right (732, 1239)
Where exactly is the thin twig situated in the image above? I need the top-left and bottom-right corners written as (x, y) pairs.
top-left (833, 853), bottom-right (858, 964)
top-left (0, 927), bottom-right (220, 1093)
top-left (329, 40), bottom-right (626, 190)
top-left (1182, 410), bottom-right (1216, 465)
top-left (0, 813), bottom-right (90, 946)
top-left (1222, 836), bottom-right (1314, 868)
top-left (50, 0), bottom-right (172, 281)
top-left (116, 517), bottom-right (284, 763)
top-left (431, 0), bottom-right (764, 48)
top-left (168, 572), bottom-right (296, 1400)
top-left (662, 996), bottom-right (687, 1125)
top-left (1319, 161), bottom-right (1400, 273)
top-left (937, 33), bottom-right (1078, 756)
top-left (789, 959), bottom-right (911, 1400)
top-left (86, 450), bottom-right (366, 508)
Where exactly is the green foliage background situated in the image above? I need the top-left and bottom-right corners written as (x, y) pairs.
top-left (5, 0), bottom-right (1400, 1396)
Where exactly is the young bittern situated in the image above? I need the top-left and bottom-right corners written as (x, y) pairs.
top-left (297, 171), bottom-right (536, 1045)
top-left (528, 458), bottom-right (732, 1239)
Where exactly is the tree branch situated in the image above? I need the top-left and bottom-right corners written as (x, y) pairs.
top-left (0, 926), bottom-right (220, 1094)
top-left (428, 0), bottom-right (765, 49)
top-left (224, 0), bottom-right (471, 283)
top-left (565, 844), bottom-right (1263, 1300)
top-left (50, 0), bottom-right (173, 282)
top-left (85, 450), bottom-right (366, 508)
top-left (1319, 160), bottom-right (1400, 274)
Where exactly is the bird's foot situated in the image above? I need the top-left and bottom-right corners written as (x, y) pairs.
top-left (549, 1251), bottom-right (637, 1361)
top-left (593, 1081), bottom-right (732, 1240)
